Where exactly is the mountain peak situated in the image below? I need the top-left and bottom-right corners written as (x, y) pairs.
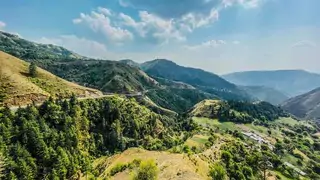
top-left (148, 59), bottom-right (177, 65)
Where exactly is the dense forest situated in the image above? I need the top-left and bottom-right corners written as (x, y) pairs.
top-left (0, 95), bottom-right (194, 179)
top-left (192, 100), bottom-right (289, 124)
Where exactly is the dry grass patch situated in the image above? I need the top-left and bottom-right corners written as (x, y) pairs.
top-left (94, 148), bottom-right (211, 180)
top-left (0, 51), bottom-right (102, 106)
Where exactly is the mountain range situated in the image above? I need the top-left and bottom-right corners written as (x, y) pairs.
top-left (223, 70), bottom-right (320, 97)
top-left (0, 31), bottom-right (253, 112)
top-left (282, 87), bottom-right (320, 120)
top-left (2, 30), bottom-right (320, 117)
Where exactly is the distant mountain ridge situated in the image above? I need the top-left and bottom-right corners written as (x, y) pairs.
top-left (223, 70), bottom-right (320, 97)
top-left (0, 31), bottom-right (83, 60)
top-left (141, 59), bottom-right (253, 101)
top-left (282, 87), bottom-right (320, 120)
top-left (0, 31), bottom-right (228, 112)
top-left (241, 86), bottom-right (289, 105)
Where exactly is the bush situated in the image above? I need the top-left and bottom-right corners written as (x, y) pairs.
top-left (29, 62), bottom-right (37, 77)
top-left (209, 163), bottom-right (227, 180)
top-left (293, 152), bottom-right (304, 160)
top-left (109, 163), bottom-right (128, 176)
top-left (183, 145), bottom-right (191, 153)
top-left (132, 159), bottom-right (158, 180)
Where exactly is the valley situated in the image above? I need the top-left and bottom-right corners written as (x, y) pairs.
top-left (0, 31), bottom-right (320, 180)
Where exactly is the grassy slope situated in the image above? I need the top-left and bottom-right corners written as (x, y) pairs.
top-left (90, 109), bottom-right (316, 180)
top-left (0, 51), bottom-right (102, 106)
top-left (92, 148), bottom-right (211, 180)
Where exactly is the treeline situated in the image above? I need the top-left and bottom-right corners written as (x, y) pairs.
top-left (213, 141), bottom-right (282, 180)
top-left (228, 101), bottom-right (289, 121)
top-left (0, 96), bottom-right (194, 179)
top-left (203, 101), bottom-right (288, 123)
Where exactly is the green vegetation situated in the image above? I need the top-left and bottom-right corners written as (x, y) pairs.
top-left (109, 159), bottom-right (142, 176)
top-left (141, 59), bottom-right (252, 102)
top-left (0, 51), bottom-right (101, 106)
top-left (146, 88), bottom-right (217, 112)
top-left (240, 85), bottom-right (289, 105)
top-left (0, 96), bottom-right (194, 179)
top-left (0, 31), bottom-right (255, 113)
top-left (209, 163), bottom-right (227, 180)
top-left (191, 100), bottom-right (288, 124)
top-left (28, 62), bottom-right (37, 78)
top-left (0, 31), bottom-right (82, 60)
top-left (0, 152), bottom-right (5, 178)
top-left (282, 87), bottom-right (320, 119)
top-left (132, 159), bottom-right (158, 180)
top-left (2, 30), bottom-right (320, 180)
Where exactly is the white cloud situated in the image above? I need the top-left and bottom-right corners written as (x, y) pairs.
top-left (0, 21), bottom-right (6, 29)
top-left (186, 39), bottom-right (227, 50)
top-left (73, 9), bottom-right (133, 42)
top-left (38, 35), bottom-right (109, 59)
top-left (97, 7), bottom-right (112, 16)
top-left (120, 11), bottom-right (186, 44)
top-left (73, 0), bottom-right (264, 45)
top-left (222, 0), bottom-right (263, 8)
top-left (181, 8), bottom-right (219, 30)
top-left (291, 40), bottom-right (317, 49)
top-left (119, 0), bottom-right (130, 7)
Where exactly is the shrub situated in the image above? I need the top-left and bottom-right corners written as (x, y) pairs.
top-left (109, 163), bottom-right (128, 176)
top-left (132, 159), bottom-right (158, 180)
top-left (209, 163), bottom-right (227, 180)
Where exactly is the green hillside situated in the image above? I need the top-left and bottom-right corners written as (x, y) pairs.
top-left (0, 31), bottom-right (82, 60)
top-left (141, 59), bottom-right (253, 101)
top-left (0, 51), bottom-right (102, 106)
top-left (282, 87), bottom-right (320, 120)
top-left (0, 96), bottom-right (194, 179)
top-left (241, 86), bottom-right (289, 105)
top-left (0, 31), bottom-right (159, 94)
top-left (190, 99), bottom-right (288, 123)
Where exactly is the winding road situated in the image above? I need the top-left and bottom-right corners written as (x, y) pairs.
top-left (7, 90), bottom-right (154, 112)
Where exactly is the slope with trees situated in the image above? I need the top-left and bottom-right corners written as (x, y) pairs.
top-left (241, 85), bottom-right (289, 105)
top-left (0, 51), bottom-right (101, 106)
top-left (282, 87), bottom-right (320, 120)
top-left (141, 59), bottom-right (252, 102)
top-left (0, 95), bottom-right (194, 179)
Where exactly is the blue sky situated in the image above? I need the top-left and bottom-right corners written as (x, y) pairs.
top-left (0, 0), bottom-right (320, 74)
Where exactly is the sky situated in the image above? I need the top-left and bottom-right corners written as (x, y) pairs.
top-left (0, 0), bottom-right (320, 74)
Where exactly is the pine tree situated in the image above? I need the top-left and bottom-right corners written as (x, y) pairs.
top-left (29, 62), bottom-right (37, 77)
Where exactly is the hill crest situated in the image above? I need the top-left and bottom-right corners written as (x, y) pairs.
top-left (0, 51), bottom-right (102, 106)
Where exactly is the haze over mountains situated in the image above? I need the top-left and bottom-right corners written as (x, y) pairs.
top-left (282, 88), bottom-right (320, 120)
top-left (223, 70), bottom-right (320, 97)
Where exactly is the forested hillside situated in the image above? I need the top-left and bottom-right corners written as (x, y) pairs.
top-left (0, 31), bottom-right (82, 60)
top-left (0, 96), bottom-right (194, 179)
top-left (241, 86), bottom-right (289, 105)
top-left (0, 31), bottom-right (223, 112)
top-left (282, 87), bottom-right (320, 120)
top-left (0, 51), bottom-right (101, 106)
top-left (190, 100), bottom-right (289, 123)
top-left (141, 59), bottom-right (252, 101)
top-left (0, 31), bottom-right (159, 94)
